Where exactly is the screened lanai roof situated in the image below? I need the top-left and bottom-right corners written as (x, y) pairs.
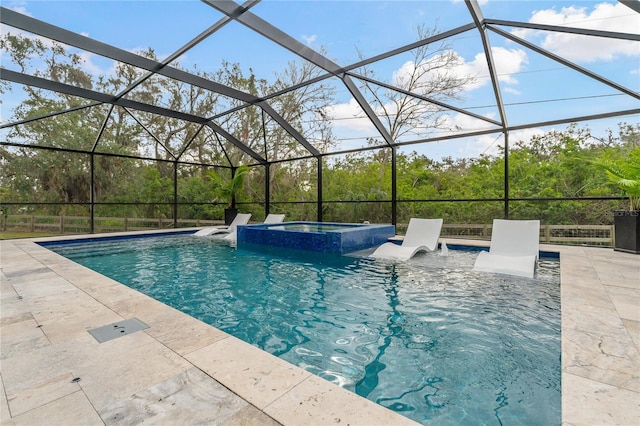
top-left (1, 0), bottom-right (639, 168)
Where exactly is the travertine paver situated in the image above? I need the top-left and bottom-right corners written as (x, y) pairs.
top-left (557, 245), bottom-right (640, 424)
top-left (623, 319), bottom-right (640, 350)
top-left (606, 285), bottom-right (640, 322)
top-left (1, 234), bottom-right (639, 425)
top-left (8, 390), bottom-right (104, 426)
top-left (562, 374), bottom-right (639, 426)
top-left (264, 374), bottom-right (418, 426)
top-left (1, 236), bottom-right (286, 426)
top-left (99, 368), bottom-right (252, 425)
top-left (108, 293), bottom-right (230, 356)
top-left (0, 373), bottom-right (10, 424)
top-left (186, 335), bottom-right (313, 410)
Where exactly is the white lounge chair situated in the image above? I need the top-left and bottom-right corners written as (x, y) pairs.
top-left (222, 213), bottom-right (286, 242)
top-left (194, 213), bottom-right (252, 237)
top-left (472, 219), bottom-right (540, 278)
top-left (370, 218), bottom-right (443, 261)
top-left (263, 213), bottom-right (286, 224)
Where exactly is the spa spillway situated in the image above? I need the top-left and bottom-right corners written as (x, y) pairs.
top-left (236, 221), bottom-right (396, 254)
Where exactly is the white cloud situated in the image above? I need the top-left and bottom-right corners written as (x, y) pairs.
top-left (301, 34), bottom-right (317, 46)
top-left (454, 127), bottom-right (548, 158)
top-left (513, 2), bottom-right (640, 63)
top-left (458, 134), bottom-right (503, 157)
top-left (77, 51), bottom-right (115, 78)
top-left (8, 1), bottom-right (31, 17)
top-left (503, 86), bottom-right (521, 95)
top-left (317, 81), bottom-right (545, 158)
top-left (328, 45), bottom-right (529, 146)
top-left (491, 47), bottom-right (529, 85)
top-left (10, 6), bottom-right (30, 16)
top-left (509, 128), bottom-right (547, 146)
top-left (447, 111), bottom-right (497, 132)
top-left (391, 47), bottom-right (528, 94)
top-left (460, 47), bottom-right (529, 87)
top-left (325, 98), bottom-right (378, 134)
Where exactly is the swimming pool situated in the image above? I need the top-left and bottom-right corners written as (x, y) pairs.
top-left (45, 235), bottom-right (561, 425)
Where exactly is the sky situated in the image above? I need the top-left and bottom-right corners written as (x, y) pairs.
top-left (1, 0), bottom-right (639, 160)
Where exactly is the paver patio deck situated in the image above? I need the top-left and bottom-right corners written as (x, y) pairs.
top-left (1, 231), bottom-right (638, 425)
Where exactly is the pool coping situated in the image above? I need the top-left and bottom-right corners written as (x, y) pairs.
top-left (1, 230), bottom-right (639, 424)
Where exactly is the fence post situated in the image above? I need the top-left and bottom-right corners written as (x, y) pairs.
top-left (31, 215), bottom-right (35, 232)
top-left (124, 217), bottom-right (128, 232)
top-left (610, 225), bottom-right (615, 247)
top-left (60, 215), bottom-right (64, 233)
top-left (544, 225), bottom-right (550, 243)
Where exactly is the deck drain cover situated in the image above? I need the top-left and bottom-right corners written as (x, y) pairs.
top-left (88, 318), bottom-right (149, 343)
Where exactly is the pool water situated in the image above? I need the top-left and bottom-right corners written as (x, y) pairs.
top-left (47, 235), bottom-right (561, 425)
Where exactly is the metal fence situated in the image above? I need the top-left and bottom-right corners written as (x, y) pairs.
top-left (1, 214), bottom-right (615, 247)
top-left (1, 215), bottom-right (222, 235)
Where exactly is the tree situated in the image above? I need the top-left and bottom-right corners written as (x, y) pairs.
top-left (0, 34), bottom-right (113, 213)
top-left (352, 24), bottom-right (477, 192)
top-left (2, 29), bottom-right (636, 228)
top-left (587, 124), bottom-right (640, 211)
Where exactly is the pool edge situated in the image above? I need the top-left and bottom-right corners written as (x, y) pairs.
top-left (1, 233), bottom-right (638, 425)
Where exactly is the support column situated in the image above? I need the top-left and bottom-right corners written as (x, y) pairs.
top-left (173, 161), bottom-right (178, 228)
top-left (504, 131), bottom-right (510, 219)
top-left (317, 157), bottom-right (323, 222)
top-left (391, 147), bottom-right (397, 225)
top-left (265, 164), bottom-right (271, 217)
top-left (90, 153), bottom-right (95, 234)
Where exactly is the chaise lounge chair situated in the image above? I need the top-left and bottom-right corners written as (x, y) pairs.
top-left (222, 213), bottom-right (286, 242)
top-left (194, 213), bottom-right (252, 237)
top-left (262, 213), bottom-right (286, 224)
top-left (370, 218), bottom-right (443, 261)
top-left (472, 219), bottom-right (540, 278)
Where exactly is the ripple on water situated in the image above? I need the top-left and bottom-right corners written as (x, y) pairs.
top-left (49, 236), bottom-right (561, 426)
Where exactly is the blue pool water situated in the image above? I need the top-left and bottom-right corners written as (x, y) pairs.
top-left (45, 235), bottom-right (561, 425)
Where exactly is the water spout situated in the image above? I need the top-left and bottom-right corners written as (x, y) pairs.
top-left (440, 241), bottom-right (449, 257)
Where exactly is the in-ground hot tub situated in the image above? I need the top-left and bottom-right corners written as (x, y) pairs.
top-left (237, 221), bottom-right (395, 254)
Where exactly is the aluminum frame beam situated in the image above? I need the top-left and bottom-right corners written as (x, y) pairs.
top-left (201, 0), bottom-right (345, 76)
top-left (225, 23), bottom-right (477, 110)
top-left (489, 25), bottom-right (640, 100)
top-left (619, 0), bottom-right (640, 14)
top-left (114, 0), bottom-right (261, 102)
top-left (1, 1), bottom-right (636, 168)
top-left (0, 7), bottom-right (255, 103)
top-left (0, 68), bottom-right (267, 164)
top-left (485, 18), bottom-right (640, 41)
top-left (465, 0), bottom-right (508, 130)
top-left (202, 0), bottom-right (396, 146)
top-left (348, 72), bottom-right (503, 127)
top-left (0, 102), bottom-right (99, 129)
top-left (0, 6), bottom-right (318, 159)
